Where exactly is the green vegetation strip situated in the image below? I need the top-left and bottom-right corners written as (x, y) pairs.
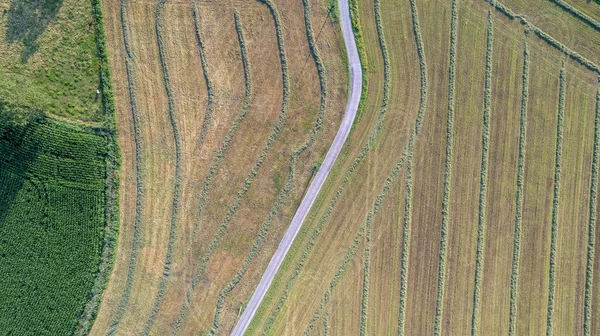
top-left (206, 1), bottom-right (327, 332)
top-left (471, 11), bottom-right (493, 336)
top-left (192, 3), bottom-right (214, 153)
top-left (107, 0), bottom-right (145, 333)
top-left (584, 78), bottom-right (600, 336)
top-left (397, 0), bottom-right (427, 334)
top-left (485, 0), bottom-right (600, 75)
top-left (546, 60), bottom-right (566, 336)
top-left (508, 40), bottom-right (530, 336)
top-left (434, 0), bottom-right (458, 335)
top-left (169, 1), bottom-right (291, 332)
top-left (75, 0), bottom-right (121, 333)
top-left (551, 0), bottom-right (600, 32)
top-left (349, 0), bottom-right (369, 128)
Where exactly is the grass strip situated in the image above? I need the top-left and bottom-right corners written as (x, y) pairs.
top-left (551, 0), bottom-right (600, 33)
top-left (434, 0), bottom-right (458, 334)
top-left (192, 2), bottom-right (214, 157)
top-left (349, 0), bottom-right (369, 128)
top-left (106, 0), bottom-right (144, 333)
top-left (546, 60), bottom-right (566, 336)
top-left (206, 1), bottom-right (328, 331)
top-left (471, 10), bottom-right (493, 336)
top-left (397, 0), bottom-right (427, 334)
top-left (508, 40), bottom-right (529, 336)
top-left (584, 78), bottom-right (600, 336)
top-left (169, 1), bottom-right (290, 332)
top-left (75, 0), bottom-right (122, 333)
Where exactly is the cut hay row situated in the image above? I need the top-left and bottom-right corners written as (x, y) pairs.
top-left (139, 0), bottom-right (185, 333)
top-left (169, 1), bottom-right (291, 332)
top-left (206, 1), bottom-right (328, 331)
top-left (107, 0), bottom-right (145, 333)
top-left (551, 0), bottom-right (600, 33)
top-left (508, 40), bottom-right (530, 336)
top-left (192, 3), bottom-right (214, 152)
top-left (323, 311), bottom-right (330, 336)
top-left (75, 0), bottom-right (121, 333)
top-left (434, 0), bottom-right (458, 334)
top-left (584, 79), bottom-right (600, 336)
top-left (546, 60), bottom-right (566, 336)
top-left (349, 0), bottom-right (369, 126)
top-left (484, 0), bottom-right (600, 75)
top-left (471, 11), bottom-right (493, 336)
top-left (397, 0), bottom-right (427, 334)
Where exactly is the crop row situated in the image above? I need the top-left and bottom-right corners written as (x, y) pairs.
top-left (106, 0), bottom-right (145, 334)
top-left (485, 0), bottom-right (600, 75)
top-left (259, 0), bottom-right (394, 332)
top-left (546, 60), bottom-right (566, 336)
top-left (471, 11), bottom-right (493, 336)
top-left (207, 1), bottom-right (328, 331)
top-left (434, 0), bottom-right (458, 334)
top-left (551, 0), bottom-right (600, 33)
top-left (170, 1), bottom-right (291, 332)
top-left (584, 79), bottom-right (600, 336)
top-left (192, 3), bottom-right (214, 149)
top-left (139, 0), bottom-right (186, 333)
top-left (508, 40), bottom-right (530, 336)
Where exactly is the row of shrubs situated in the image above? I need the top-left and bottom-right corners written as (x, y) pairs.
top-left (207, 1), bottom-right (329, 331)
top-left (471, 11), bottom-right (494, 336)
top-left (192, 4), bottom-right (215, 148)
top-left (107, 0), bottom-right (146, 333)
top-left (140, 1), bottom-right (186, 333)
top-left (397, 0), bottom-right (428, 333)
top-left (171, 1), bottom-right (292, 332)
top-left (545, 61), bottom-right (566, 336)
top-left (508, 40), bottom-right (530, 336)
top-left (434, 0), bottom-right (458, 334)
top-left (551, 0), bottom-right (600, 33)
top-left (584, 80), bottom-right (600, 336)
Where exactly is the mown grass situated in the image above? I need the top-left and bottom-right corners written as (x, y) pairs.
top-left (584, 79), bottom-right (600, 336)
top-left (434, 0), bottom-right (458, 334)
top-left (139, 0), bottom-right (185, 333)
top-left (471, 10), bottom-right (493, 336)
top-left (550, 0), bottom-right (600, 33)
top-left (508, 40), bottom-right (530, 336)
top-left (169, 0), bottom-right (292, 332)
top-left (397, 1), bottom-right (427, 333)
top-left (545, 60), bottom-right (566, 336)
top-left (192, 3), bottom-right (214, 148)
top-left (205, 2), bottom-right (328, 331)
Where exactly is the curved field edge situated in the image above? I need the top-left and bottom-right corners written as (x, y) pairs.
top-left (74, 0), bottom-right (121, 333)
top-left (166, 0), bottom-right (292, 332)
top-left (207, 0), bottom-right (329, 333)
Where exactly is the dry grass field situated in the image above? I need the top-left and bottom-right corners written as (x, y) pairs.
top-left (91, 0), bottom-right (346, 334)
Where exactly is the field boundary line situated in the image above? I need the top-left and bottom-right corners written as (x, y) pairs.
top-left (546, 60), bottom-right (567, 336)
top-left (434, 0), bottom-right (458, 334)
top-left (169, 0), bottom-right (292, 332)
top-left (584, 78), bottom-right (600, 336)
top-left (206, 1), bottom-right (328, 332)
top-left (508, 40), bottom-right (530, 336)
top-left (106, 0), bottom-right (145, 333)
top-left (471, 10), bottom-right (493, 336)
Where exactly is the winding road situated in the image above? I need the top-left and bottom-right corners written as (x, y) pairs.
top-left (230, 0), bottom-right (362, 334)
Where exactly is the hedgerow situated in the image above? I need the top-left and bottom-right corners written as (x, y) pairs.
top-left (508, 40), bottom-right (530, 336)
top-left (107, 0), bottom-right (145, 333)
top-left (434, 0), bottom-right (458, 334)
top-left (584, 78), bottom-right (600, 336)
top-left (398, 0), bottom-right (427, 334)
top-left (75, 0), bottom-right (122, 333)
top-left (192, 3), bottom-right (215, 149)
top-left (170, 1), bottom-right (291, 332)
top-left (546, 60), bottom-right (566, 336)
top-left (551, 0), bottom-right (600, 32)
top-left (206, 1), bottom-right (328, 331)
top-left (471, 11), bottom-right (493, 336)
top-left (140, 0), bottom-right (185, 333)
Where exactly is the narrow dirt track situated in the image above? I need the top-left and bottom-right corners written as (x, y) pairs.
top-left (230, 0), bottom-right (362, 333)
